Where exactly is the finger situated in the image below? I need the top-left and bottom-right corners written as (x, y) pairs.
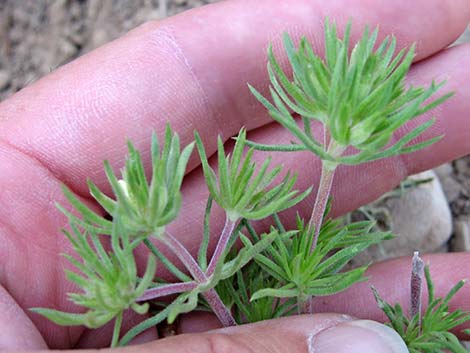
top-left (241, 42), bottom-right (470, 219)
top-left (175, 42), bottom-right (470, 245)
top-left (169, 254), bottom-right (470, 340)
top-left (0, 0), bottom-right (468, 198)
top-left (57, 315), bottom-right (407, 353)
top-left (0, 285), bottom-right (48, 350)
top-left (76, 311), bottom-right (158, 349)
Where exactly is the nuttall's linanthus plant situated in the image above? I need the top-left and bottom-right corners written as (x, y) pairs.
top-left (31, 19), bottom-right (463, 350)
top-left (247, 18), bottom-right (452, 312)
top-left (372, 253), bottom-right (470, 353)
top-left (58, 125), bottom-right (194, 237)
top-left (249, 213), bottom-right (391, 313)
top-left (33, 125), bottom-right (307, 346)
top-left (194, 128), bottom-right (310, 276)
top-left (32, 219), bottom-right (156, 348)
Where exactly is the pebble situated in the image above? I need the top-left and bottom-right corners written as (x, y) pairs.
top-left (350, 170), bottom-right (453, 266)
top-left (434, 163), bottom-right (462, 203)
top-left (451, 217), bottom-right (470, 252)
top-left (0, 70), bottom-right (10, 90)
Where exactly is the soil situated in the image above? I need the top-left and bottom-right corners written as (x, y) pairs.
top-left (0, 0), bottom-right (218, 100)
top-left (0, 0), bottom-right (469, 241)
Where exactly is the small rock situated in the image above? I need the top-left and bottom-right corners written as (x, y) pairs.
top-left (0, 70), bottom-right (10, 90)
top-left (451, 217), bottom-right (470, 252)
top-left (455, 158), bottom-right (470, 175)
top-left (434, 163), bottom-right (462, 203)
top-left (351, 170), bottom-right (453, 266)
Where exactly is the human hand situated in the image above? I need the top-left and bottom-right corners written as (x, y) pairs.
top-left (0, 0), bottom-right (469, 351)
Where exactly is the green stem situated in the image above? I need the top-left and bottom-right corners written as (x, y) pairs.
top-left (119, 307), bottom-right (171, 346)
top-left (143, 239), bottom-right (191, 282)
top-left (111, 311), bottom-right (123, 348)
top-left (298, 295), bottom-right (312, 314)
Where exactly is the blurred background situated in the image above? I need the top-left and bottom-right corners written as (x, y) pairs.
top-left (0, 0), bottom-right (468, 100)
top-left (0, 0), bottom-right (219, 101)
top-left (0, 0), bottom-right (469, 265)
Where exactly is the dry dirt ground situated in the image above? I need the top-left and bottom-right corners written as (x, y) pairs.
top-left (0, 0), bottom-right (469, 241)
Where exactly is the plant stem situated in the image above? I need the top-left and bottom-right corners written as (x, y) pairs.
top-left (119, 306), bottom-right (171, 346)
top-left (138, 282), bottom-right (198, 302)
top-left (203, 288), bottom-right (237, 326)
top-left (111, 311), bottom-right (123, 348)
top-left (410, 251), bottom-right (424, 324)
top-left (298, 295), bottom-right (312, 314)
top-left (301, 142), bottom-right (342, 314)
top-left (308, 164), bottom-right (336, 252)
top-left (160, 232), bottom-right (206, 281)
top-left (160, 231), bottom-right (237, 327)
top-left (143, 239), bottom-right (192, 282)
top-left (206, 216), bottom-right (237, 276)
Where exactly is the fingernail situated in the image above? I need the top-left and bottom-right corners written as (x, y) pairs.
top-left (309, 319), bottom-right (409, 353)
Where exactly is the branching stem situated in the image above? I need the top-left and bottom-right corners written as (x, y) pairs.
top-left (206, 216), bottom-right (237, 276)
top-left (204, 288), bottom-right (237, 326)
top-left (160, 232), bottom-right (206, 281)
top-left (159, 231), bottom-right (236, 327)
top-left (138, 282), bottom-right (198, 302)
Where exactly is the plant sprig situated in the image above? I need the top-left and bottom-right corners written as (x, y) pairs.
top-left (372, 254), bottom-right (470, 353)
top-left (30, 18), bottom-right (461, 349)
top-left (248, 19), bottom-right (452, 166)
top-left (247, 18), bottom-right (452, 313)
top-left (251, 212), bottom-right (392, 312)
top-left (31, 218), bottom-right (156, 346)
top-left (58, 124), bottom-right (194, 238)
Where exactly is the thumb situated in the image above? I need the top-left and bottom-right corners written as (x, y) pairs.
top-left (91, 314), bottom-right (408, 353)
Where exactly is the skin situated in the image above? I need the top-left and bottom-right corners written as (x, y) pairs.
top-left (0, 0), bottom-right (469, 351)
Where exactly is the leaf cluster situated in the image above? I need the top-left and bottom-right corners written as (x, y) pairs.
top-left (35, 126), bottom-right (311, 346)
top-left (372, 266), bottom-right (470, 353)
top-left (251, 213), bottom-right (392, 303)
top-left (217, 260), bottom-right (297, 324)
top-left (31, 219), bottom-right (156, 329)
top-left (60, 125), bottom-right (194, 237)
top-left (195, 128), bottom-right (310, 221)
top-left (248, 19), bottom-right (452, 167)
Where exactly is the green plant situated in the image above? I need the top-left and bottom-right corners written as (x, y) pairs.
top-left (32, 19), bottom-right (465, 350)
top-left (373, 253), bottom-right (470, 353)
top-left (247, 18), bottom-right (451, 312)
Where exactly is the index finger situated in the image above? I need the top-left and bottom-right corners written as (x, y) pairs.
top-left (0, 0), bottom-right (468, 198)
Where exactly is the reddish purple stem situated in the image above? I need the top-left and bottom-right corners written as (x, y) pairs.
top-left (206, 216), bottom-right (237, 277)
top-left (138, 282), bottom-right (198, 302)
top-left (160, 232), bottom-right (206, 282)
top-left (410, 251), bottom-right (424, 321)
top-left (308, 167), bottom-right (336, 253)
top-left (204, 288), bottom-right (237, 326)
top-left (299, 165), bottom-right (336, 315)
top-left (159, 231), bottom-right (237, 327)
